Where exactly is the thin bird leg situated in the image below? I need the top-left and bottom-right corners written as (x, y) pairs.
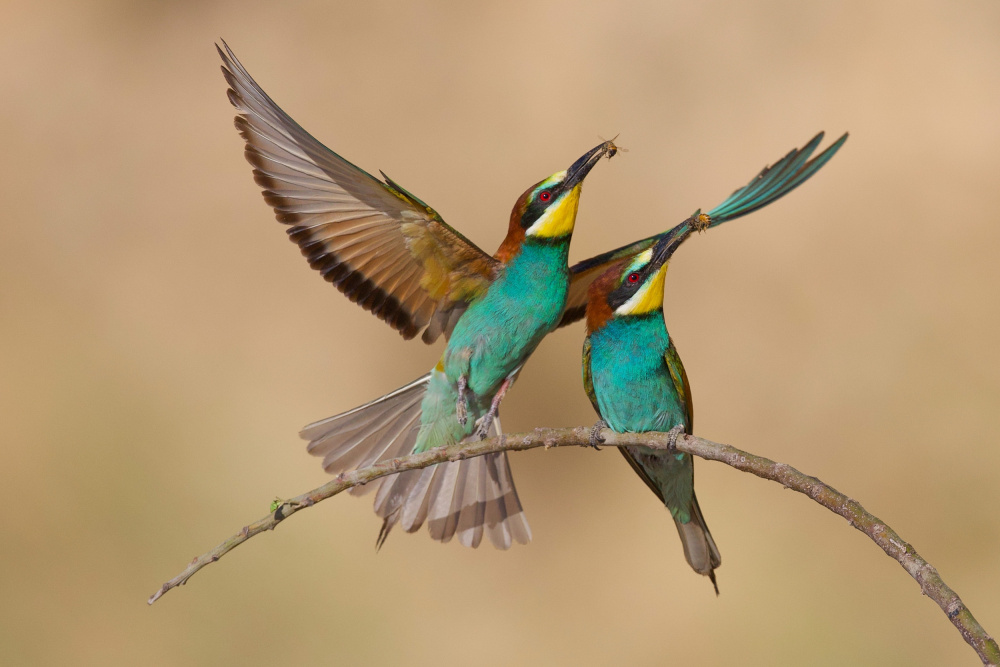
top-left (666, 424), bottom-right (685, 452)
top-left (456, 375), bottom-right (469, 427)
top-left (588, 419), bottom-right (608, 450)
top-left (474, 374), bottom-right (515, 440)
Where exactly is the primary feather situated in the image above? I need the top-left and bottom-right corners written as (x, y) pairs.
top-left (219, 41), bottom-right (499, 342)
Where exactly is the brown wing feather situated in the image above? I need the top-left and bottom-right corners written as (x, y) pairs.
top-left (664, 338), bottom-right (694, 433)
top-left (218, 42), bottom-right (499, 342)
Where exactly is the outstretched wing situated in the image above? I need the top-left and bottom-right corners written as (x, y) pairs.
top-left (218, 42), bottom-right (500, 342)
top-left (703, 131), bottom-right (847, 224)
top-left (558, 131), bottom-right (848, 327)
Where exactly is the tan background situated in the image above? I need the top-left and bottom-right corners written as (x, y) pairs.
top-left (2, 1), bottom-right (999, 664)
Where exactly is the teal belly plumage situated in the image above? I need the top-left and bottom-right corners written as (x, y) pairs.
top-left (587, 316), bottom-right (682, 434)
top-left (587, 316), bottom-right (696, 523)
top-left (444, 239), bottom-right (570, 398)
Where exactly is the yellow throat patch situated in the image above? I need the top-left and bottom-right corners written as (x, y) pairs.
top-left (525, 178), bottom-right (581, 239)
top-left (615, 259), bottom-right (667, 316)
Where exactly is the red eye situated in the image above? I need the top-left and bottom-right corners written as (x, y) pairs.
top-left (627, 272), bottom-right (640, 284)
top-left (539, 190), bottom-right (552, 202)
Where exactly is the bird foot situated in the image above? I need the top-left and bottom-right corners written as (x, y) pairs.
top-left (473, 414), bottom-right (494, 440)
top-left (588, 420), bottom-right (608, 450)
top-left (666, 424), bottom-right (685, 452)
top-left (474, 373), bottom-right (515, 439)
top-left (456, 375), bottom-right (469, 427)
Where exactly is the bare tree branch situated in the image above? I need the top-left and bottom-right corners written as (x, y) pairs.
top-left (148, 427), bottom-right (999, 665)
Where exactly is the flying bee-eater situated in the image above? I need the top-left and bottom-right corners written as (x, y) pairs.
top-left (218, 42), bottom-right (615, 549)
top-left (583, 232), bottom-right (720, 591)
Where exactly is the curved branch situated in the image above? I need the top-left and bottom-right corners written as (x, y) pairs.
top-left (147, 427), bottom-right (999, 666)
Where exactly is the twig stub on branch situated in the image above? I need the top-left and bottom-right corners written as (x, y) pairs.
top-left (147, 428), bottom-right (999, 666)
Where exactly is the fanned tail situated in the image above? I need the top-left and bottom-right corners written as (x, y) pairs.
top-left (301, 374), bottom-right (430, 497)
top-left (673, 492), bottom-right (721, 594)
top-left (373, 417), bottom-right (531, 549)
top-left (302, 376), bottom-right (531, 549)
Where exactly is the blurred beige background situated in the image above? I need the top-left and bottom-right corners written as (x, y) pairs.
top-left (2, 0), bottom-right (998, 664)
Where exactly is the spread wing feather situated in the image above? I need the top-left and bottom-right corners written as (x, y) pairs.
top-left (218, 41), bottom-right (499, 342)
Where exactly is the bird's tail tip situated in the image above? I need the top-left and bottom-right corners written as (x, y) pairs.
top-left (674, 492), bottom-right (722, 593)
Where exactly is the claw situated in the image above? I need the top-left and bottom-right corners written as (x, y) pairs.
top-left (473, 415), bottom-right (493, 441)
top-left (666, 424), bottom-right (685, 453)
top-left (456, 375), bottom-right (468, 427)
top-left (589, 419), bottom-right (608, 450)
top-left (474, 373), bottom-right (516, 440)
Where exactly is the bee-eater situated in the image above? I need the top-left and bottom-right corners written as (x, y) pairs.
top-left (583, 232), bottom-right (720, 591)
top-left (218, 42), bottom-right (615, 549)
top-left (573, 133), bottom-right (846, 589)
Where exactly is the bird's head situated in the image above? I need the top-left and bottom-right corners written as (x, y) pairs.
top-left (496, 141), bottom-right (615, 262)
top-left (585, 228), bottom-right (689, 333)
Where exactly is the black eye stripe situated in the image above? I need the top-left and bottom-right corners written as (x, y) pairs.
top-left (605, 263), bottom-right (654, 310)
top-left (520, 183), bottom-right (563, 228)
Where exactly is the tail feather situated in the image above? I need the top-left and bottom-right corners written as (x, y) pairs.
top-left (348, 403), bottom-right (426, 493)
top-left (373, 467), bottom-right (427, 549)
top-left (439, 454), bottom-right (471, 543)
top-left (424, 458), bottom-right (462, 541)
top-left (399, 466), bottom-right (437, 530)
top-left (673, 492), bottom-right (721, 594)
top-left (301, 374), bottom-right (428, 497)
top-left (376, 466), bottom-right (439, 549)
top-left (483, 450), bottom-right (513, 549)
top-left (306, 377), bottom-right (530, 548)
top-left (301, 374), bottom-right (428, 442)
top-left (456, 456), bottom-right (487, 548)
top-left (315, 394), bottom-right (417, 453)
top-left (374, 420), bottom-right (531, 549)
top-left (325, 405), bottom-right (419, 478)
top-left (484, 452), bottom-right (531, 549)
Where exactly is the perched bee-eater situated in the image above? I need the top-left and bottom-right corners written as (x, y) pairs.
top-left (583, 232), bottom-right (720, 591)
top-left (574, 133), bottom-right (846, 589)
top-left (218, 42), bottom-right (615, 549)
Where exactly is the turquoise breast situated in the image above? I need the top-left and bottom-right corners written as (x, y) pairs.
top-left (588, 315), bottom-right (685, 433)
top-left (444, 239), bottom-right (570, 397)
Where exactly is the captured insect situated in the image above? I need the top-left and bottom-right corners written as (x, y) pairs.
top-left (599, 134), bottom-right (629, 160)
top-left (688, 209), bottom-right (712, 232)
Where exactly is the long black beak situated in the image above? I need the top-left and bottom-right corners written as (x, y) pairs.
top-left (650, 224), bottom-right (692, 269)
top-left (565, 140), bottom-right (615, 187)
